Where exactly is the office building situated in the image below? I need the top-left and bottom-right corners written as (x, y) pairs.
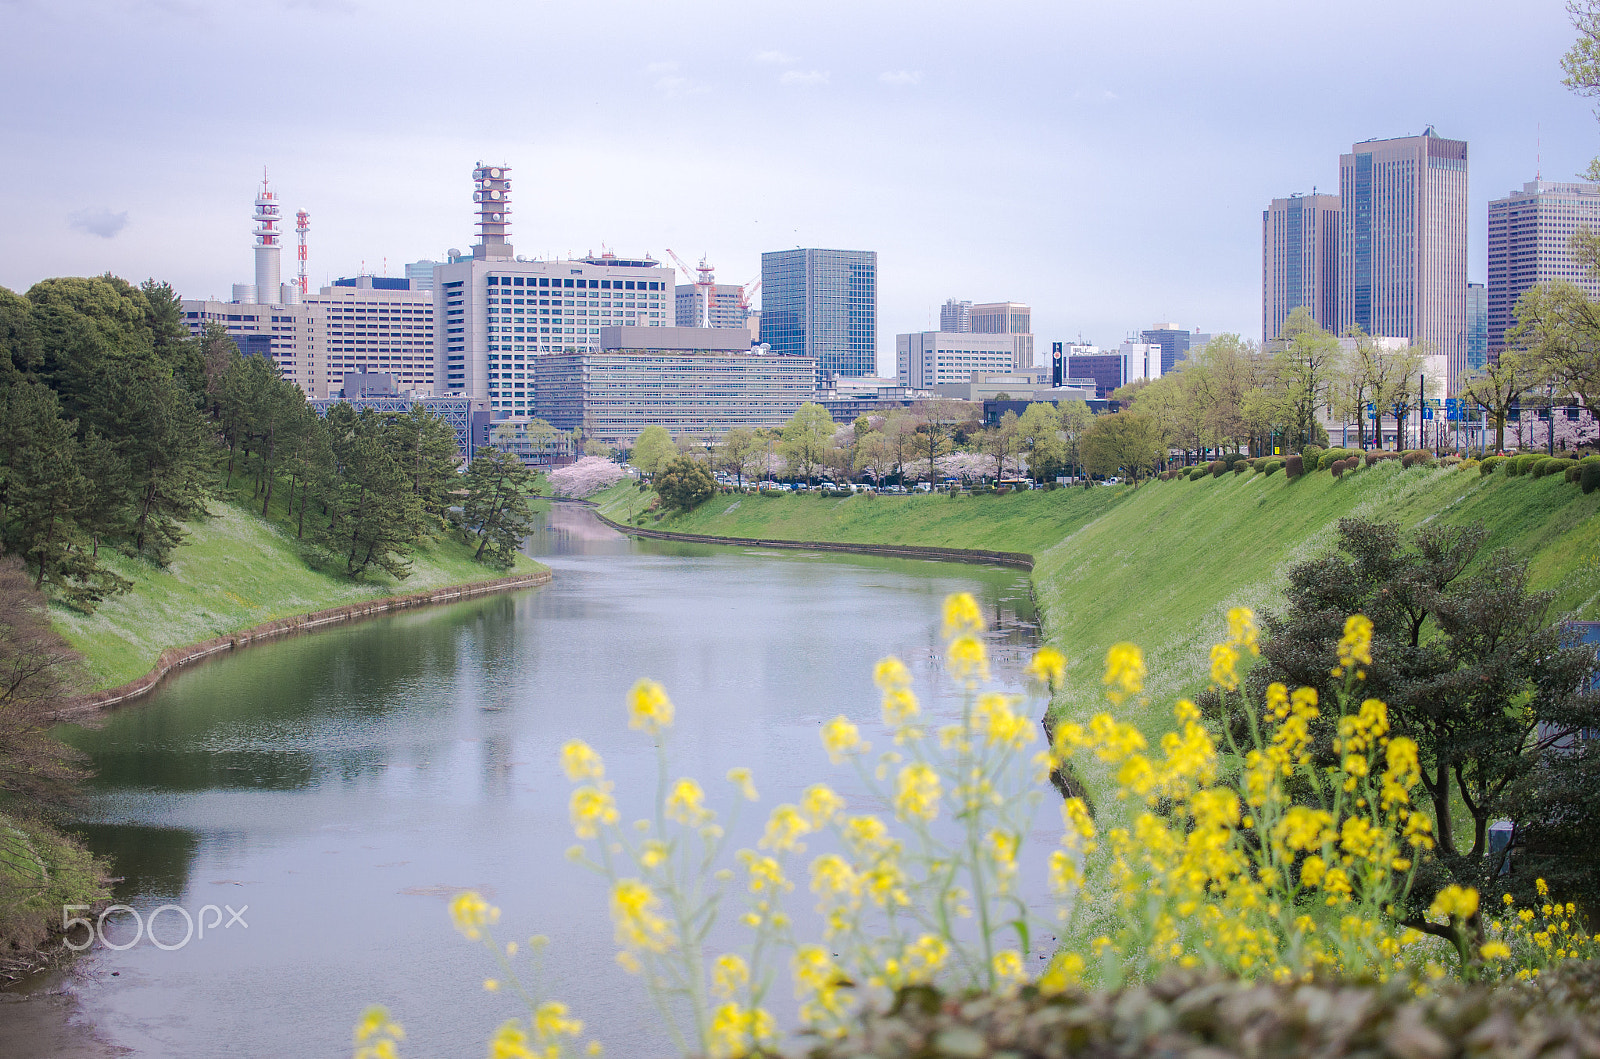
top-left (307, 390), bottom-right (491, 462)
top-left (1486, 180), bottom-right (1600, 353)
top-left (970, 301), bottom-right (1034, 370)
top-left (1467, 282), bottom-right (1487, 371)
top-left (488, 417), bottom-right (576, 468)
top-left (760, 248), bottom-right (877, 379)
top-left (1263, 193), bottom-right (1340, 343)
top-left (675, 281), bottom-right (750, 331)
top-left (533, 326), bottom-right (817, 446)
top-left (430, 163), bottom-right (675, 413)
top-left (1140, 324), bottom-right (1214, 374)
top-left (896, 332), bottom-right (1016, 390)
top-left (1066, 341), bottom-right (1162, 398)
top-left (1338, 128), bottom-right (1469, 388)
top-left (406, 260), bottom-right (442, 292)
top-left (940, 299), bottom-right (972, 332)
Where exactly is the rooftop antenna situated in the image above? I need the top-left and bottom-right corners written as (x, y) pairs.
top-left (295, 209), bottom-right (310, 295)
top-left (1537, 122), bottom-right (1543, 181)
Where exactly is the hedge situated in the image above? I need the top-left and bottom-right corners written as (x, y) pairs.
top-left (1209, 460), bottom-right (1226, 478)
top-left (1233, 460), bottom-right (1249, 475)
top-left (1364, 451), bottom-right (1401, 468)
top-left (1479, 455), bottom-right (1507, 476)
top-left (1534, 457), bottom-right (1573, 479)
top-left (1222, 452), bottom-right (1250, 470)
top-left (1318, 448), bottom-right (1359, 471)
top-left (1300, 444), bottom-right (1324, 466)
top-left (1260, 459), bottom-right (1283, 476)
top-left (802, 966), bottom-right (1600, 1059)
top-left (1584, 461), bottom-right (1600, 494)
top-left (1284, 454), bottom-right (1305, 479)
top-left (1400, 449), bottom-right (1433, 469)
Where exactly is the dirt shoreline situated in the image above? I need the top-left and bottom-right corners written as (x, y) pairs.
top-left (53, 569), bottom-right (552, 719)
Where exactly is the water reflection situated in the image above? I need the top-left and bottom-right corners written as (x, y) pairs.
top-left (21, 504), bottom-right (1038, 1059)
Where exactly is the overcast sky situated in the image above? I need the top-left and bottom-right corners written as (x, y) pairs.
top-left (2, 0), bottom-right (1593, 374)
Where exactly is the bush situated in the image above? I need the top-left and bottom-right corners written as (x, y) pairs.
top-left (1584, 461), bottom-right (1600, 494)
top-left (1301, 443), bottom-right (1324, 466)
top-left (1209, 460), bottom-right (1225, 478)
top-left (1284, 454), bottom-right (1304, 479)
top-left (1222, 452), bottom-right (1250, 470)
top-left (1400, 450), bottom-right (1433, 469)
top-left (1533, 458), bottom-right (1570, 479)
top-left (1479, 455), bottom-right (1507, 476)
top-left (1439, 455), bottom-right (1461, 468)
top-left (1331, 458), bottom-right (1353, 478)
top-left (1187, 466), bottom-right (1209, 481)
top-left (1317, 448), bottom-right (1358, 470)
top-left (1458, 458), bottom-right (1479, 472)
top-left (1260, 458), bottom-right (1282, 476)
top-left (1233, 461), bottom-right (1248, 475)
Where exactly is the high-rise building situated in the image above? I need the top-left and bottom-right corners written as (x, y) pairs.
top-left (406, 260), bottom-right (442, 292)
top-left (760, 248), bottom-right (877, 379)
top-left (1467, 282), bottom-right (1487, 371)
top-left (1065, 341), bottom-right (1161, 398)
top-left (896, 331), bottom-right (1016, 389)
top-left (1337, 128), bottom-right (1469, 388)
top-left (675, 282), bottom-right (749, 330)
top-left (1263, 193), bottom-right (1340, 343)
top-left (1140, 324), bottom-right (1214, 374)
top-left (1486, 180), bottom-right (1600, 353)
top-left (940, 299), bottom-right (972, 332)
top-left (970, 301), bottom-right (1034, 370)
top-left (429, 163), bottom-right (674, 415)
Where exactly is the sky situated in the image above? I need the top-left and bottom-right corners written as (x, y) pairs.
top-left (1, 0), bottom-right (1595, 376)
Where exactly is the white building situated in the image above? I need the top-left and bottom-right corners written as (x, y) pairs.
top-left (431, 163), bottom-right (674, 416)
top-left (675, 282), bottom-right (749, 331)
top-left (971, 301), bottom-right (1034, 370)
top-left (896, 331), bottom-right (1016, 389)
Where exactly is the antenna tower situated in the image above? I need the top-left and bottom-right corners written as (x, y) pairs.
top-left (296, 209), bottom-right (310, 295)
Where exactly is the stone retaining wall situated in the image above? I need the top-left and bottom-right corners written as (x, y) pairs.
top-left (55, 570), bottom-right (552, 718)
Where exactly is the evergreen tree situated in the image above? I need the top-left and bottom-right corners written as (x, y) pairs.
top-left (654, 454), bottom-right (716, 512)
top-left (315, 412), bottom-right (424, 579)
top-left (459, 447), bottom-right (536, 567)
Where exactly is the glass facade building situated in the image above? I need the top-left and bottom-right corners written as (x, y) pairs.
top-left (760, 248), bottom-right (878, 379)
top-left (1467, 282), bottom-right (1487, 371)
top-left (1338, 128), bottom-right (1469, 388)
top-left (1486, 180), bottom-right (1600, 354)
top-left (1262, 193), bottom-right (1340, 343)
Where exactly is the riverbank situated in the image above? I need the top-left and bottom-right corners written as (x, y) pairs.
top-left (49, 499), bottom-right (550, 695)
top-left (595, 466), bottom-right (1600, 744)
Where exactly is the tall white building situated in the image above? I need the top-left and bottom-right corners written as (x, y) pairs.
top-left (675, 282), bottom-right (749, 330)
top-left (970, 301), bottom-right (1033, 370)
top-left (896, 331), bottom-right (1016, 389)
top-left (939, 299), bottom-right (972, 332)
top-left (431, 163), bottom-right (674, 415)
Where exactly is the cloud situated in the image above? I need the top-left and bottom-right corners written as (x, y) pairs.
top-left (879, 70), bottom-right (922, 86)
top-left (754, 50), bottom-right (798, 65)
top-left (779, 69), bottom-right (829, 87)
top-left (644, 60), bottom-right (678, 75)
top-left (68, 206), bottom-right (129, 239)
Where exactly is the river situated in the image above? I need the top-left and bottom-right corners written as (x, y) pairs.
top-left (2, 503), bottom-right (1045, 1058)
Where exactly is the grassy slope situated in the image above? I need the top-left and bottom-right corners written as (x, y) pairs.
top-left (52, 495), bottom-right (547, 692)
top-left (599, 467), bottom-right (1600, 742)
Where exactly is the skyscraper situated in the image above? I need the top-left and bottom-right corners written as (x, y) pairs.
top-left (760, 248), bottom-right (878, 379)
top-left (970, 301), bottom-right (1033, 369)
top-left (1337, 128), bottom-right (1469, 387)
top-left (1262, 193), bottom-right (1340, 342)
top-left (1486, 180), bottom-right (1600, 354)
top-left (1467, 282), bottom-right (1487, 371)
top-left (940, 299), bottom-right (972, 332)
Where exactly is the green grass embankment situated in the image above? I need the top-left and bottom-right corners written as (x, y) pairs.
top-left (51, 496), bottom-right (548, 692)
top-left (600, 467), bottom-right (1600, 745)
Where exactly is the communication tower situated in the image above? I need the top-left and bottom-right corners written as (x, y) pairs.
top-left (295, 209), bottom-right (310, 296)
top-left (252, 169), bottom-right (282, 302)
top-left (472, 162), bottom-right (513, 259)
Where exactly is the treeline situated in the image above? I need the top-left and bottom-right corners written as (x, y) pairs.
top-left (1, 275), bottom-right (533, 608)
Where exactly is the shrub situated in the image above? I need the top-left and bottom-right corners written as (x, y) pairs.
top-left (1301, 443), bottom-right (1324, 466)
top-left (1479, 455), bottom-right (1506, 476)
top-left (1209, 460), bottom-right (1225, 478)
top-left (1260, 458), bottom-right (1282, 476)
top-left (1364, 451), bottom-right (1382, 468)
top-left (1458, 458), bottom-right (1479, 472)
top-left (1317, 448), bottom-right (1355, 470)
top-left (1533, 458), bottom-right (1570, 479)
top-left (1331, 458), bottom-right (1353, 478)
top-left (1187, 466), bottom-right (1208, 481)
top-left (1222, 452), bottom-right (1250, 470)
top-left (1232, 461), bottom-right (1248, 475)
top-left (1584, 462), bottom-right (1600, 494)
top-left (1400, 450), bottom-right (1433, 469)
top-left (1284, 454), bottom-right (1304, 479)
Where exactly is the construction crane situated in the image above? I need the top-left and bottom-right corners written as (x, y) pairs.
top-left (739, 277), bottom-right (761, 312)
top-left (664, 248), bottom-right (716, 328)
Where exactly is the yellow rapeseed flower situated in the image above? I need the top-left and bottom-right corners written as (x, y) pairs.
top-left (738, 850), bottom-right (792, 895)
top-left (991, 949), bottom-right (1026, 987)
top-left (610, 878), bottom-right (675, 955)
top-left (449, 891), bottom-right (499, 941)
top-left (947, 635), bottom-right (989, 682)
top-left (712, 953), bottom-right (750, 999)
top-left (353, 1006), bottom-right (405, 1059)
top-left (626, 678), bottom-right (674, 734)
top-left (1037, 950), bottom-right (1085, 994)
top-left (1227, 607), bottom-right (1260, 654)
top-left (533, 1001), bottom-right (583, 1041)
top-left (1025, 646), bottom-right (1067, 690)
top-left (725, 766), bottom-right (759, 802)
top-left (801, 783), bottom-right (846, 827)
top-left (1333, 614), bottom-right (1373, 678)
top-left (1103, 642), bottom-right (1145, 704)
top-left (560, 739), bottom-right (605, 782)
top-left (1481, 941), bottom-right (1512, 960)
top-left (820, 715), bottom-right (864, 764)
top-left (760, 804), bottom-right (812, 852)
top-left (894, 763), bottom-right (941, 823)
top-left (570, 782), bottom-right (620, 839)
top-left (1429, 885), bottom-right (1480, 922)
top-left (942, 592), bottom-right (984, 639)
top-left (488, 1020), bottom-right (534, 1059)
top-left (665, 777), bottom-right (712, 827)
top-left (708, 1003), bottom-right (751, 1059)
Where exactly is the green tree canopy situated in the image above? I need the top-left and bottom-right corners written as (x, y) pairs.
top-left (633, 425), bottom-right (675, 477)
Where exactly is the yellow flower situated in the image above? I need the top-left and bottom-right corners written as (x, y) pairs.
top-left (1334, 614), bottom-right (1373, 677)
top-left (810, 853), bottom-right (861, 905)
top-left (894, 763), bottom-right (941, 823)
top-left (626, 678), bottom-right (674, 734)
top-left (559, 739), bottom-right (604, 782)
top-left (942, 592), bottom-right (984, 639)
top-left (488, 1020), bottom-right (534, 1059)
top-left (842, 814), bottom-right (895, 857)
top-left (947, 635), bottom-right (989, 682)
top-left (531, 1002), bottom-right (583, 1042)
top-left (739, 850), bottom-right (792, 894)
top-left (801, 783), bottom-right (846, 827)
top-left (1038, 950), bottom-right (1085, 994)
top-left (1480, 941), bottom-right (1512, 960)
top-left (1210, 642), bottom-right (1241, 691)
top-left (1026, 646), bottom-right (1067, 690)
top-left (821, 715), bottom-right (865, 764)
top-left (610, 878), bottom-right (675, 954)
top-left (449, 891), bottom-right (499, 941)
top-left (712, 953), bottom-right (750, 999)
top-left (1103, 642), bottom-right (1145, 704)
top-left (353, 1006), bottom-right (405, 1059)
top-left (973, 693), bottom-right (1033, 749)
top-left (991, 949), bottom-right (1026, 987)
top-left (725, 767), bottom-right (758, 802)
top-left (666, 777), bottom-right (712, 826)
top-left (1429, 884), bottom-right (1480, 922)
top-left (873, 656), bottom-right (922, 726)
top-left (760, 804), bottom-right (812, 852)
top-left (708, 1003), bottom-right (751, 1059)
top-left (570, 783), bottom-right (620, 839)
top-left (484, 978), bottom-right (499, 992)
top-left (1226, 607), bottom-right (1259, 654)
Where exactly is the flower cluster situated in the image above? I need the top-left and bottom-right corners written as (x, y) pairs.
top-left (1477, 878), bottom-right (1600, 980)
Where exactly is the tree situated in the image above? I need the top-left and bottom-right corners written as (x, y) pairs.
top-left (1563, 0), bottom-right (1600, 181)
top-left (982, 410), bottom-right (1019, 480)
top-left (1235, 517), bottom-right (1600, 911)
top-left (654, 454), bottom-right (716, 512)
top-left (1014, 403), bottom-right (1062, 484)
top-left (547, 455), bottom-right (626, 498)
top-left (460, 447), bottom-right (537, 567)
top-left (632, 425), bottom-right (675, 478)
top-left (780, 403), bottom-right (835, 485)
top-left (384, 404), bottom-right (461, 535)
top-left (1513, 280), bottom-right (1600, 424)
top-left (910, 399), bottom-right (965, 474)
top-left (105, 365), bottom-right (212, 563)
top-left (853, 431), bottom-right (895, 483)
top-left (0, 557), bottom-right (87, 804)
top-left (315, 416), bottom-right (424, 580)
top-left (720, 427), bottom-right (758, 487)
top-left (1457, 348), bottom-right (1547, 453)
top-left (1273, 308), bottom-right (1342, 452)
top-left (1080, 411), bottom-right (1164, 485)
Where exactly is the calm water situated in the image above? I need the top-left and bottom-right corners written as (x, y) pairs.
top-left (5, 504), bottom-right (1043, 1058)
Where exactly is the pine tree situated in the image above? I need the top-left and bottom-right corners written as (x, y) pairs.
top-left (459, 447), bottom-right (536, 567)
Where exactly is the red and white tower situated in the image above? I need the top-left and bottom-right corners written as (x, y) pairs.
top-left (253, 169), bottom-right (282, 302)
top-left (472, 162), bottom-right (513, 259)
